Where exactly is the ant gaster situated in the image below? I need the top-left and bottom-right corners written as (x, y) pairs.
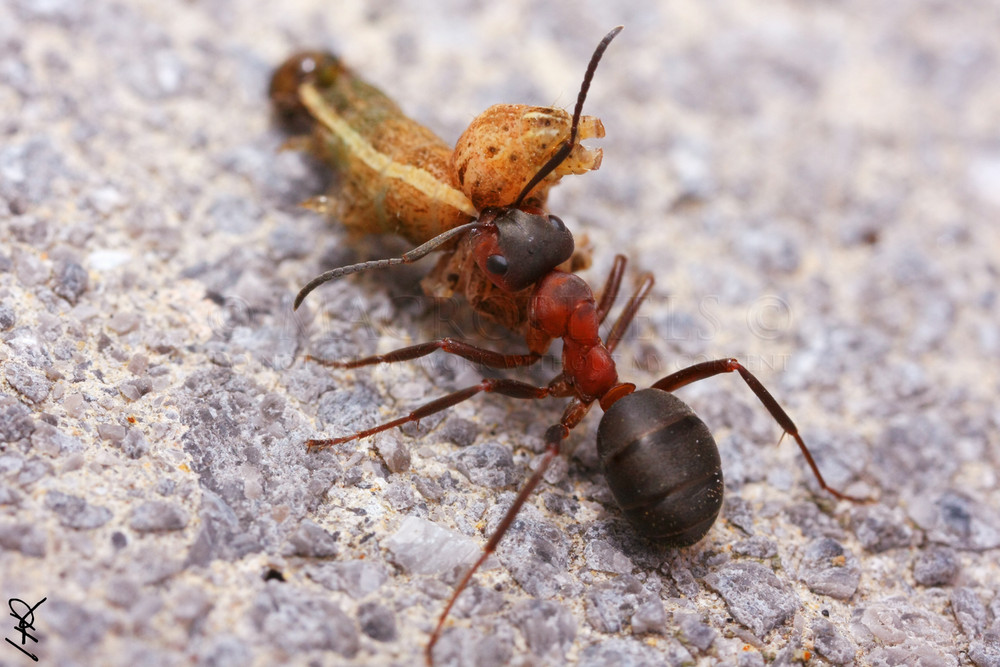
top-left (291, 27), bottom-right (868, 664)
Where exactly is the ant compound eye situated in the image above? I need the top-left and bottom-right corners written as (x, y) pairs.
top-left (485, 254), bottom-right (509, 275)
top-left (548, 215), bottom-right (567, 232)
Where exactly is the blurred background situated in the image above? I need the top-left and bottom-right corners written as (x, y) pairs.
top-left (2, 1), bottom-right (998, 665)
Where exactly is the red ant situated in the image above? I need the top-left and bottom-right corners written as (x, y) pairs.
top-left (288, 27), bottom-right (867, 664)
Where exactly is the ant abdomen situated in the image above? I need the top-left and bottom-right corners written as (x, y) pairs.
top-left (597, 389), bottom-right (725, 546)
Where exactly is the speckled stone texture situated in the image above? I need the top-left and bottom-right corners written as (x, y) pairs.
top-left (2, 1), bottom-right (999, 666)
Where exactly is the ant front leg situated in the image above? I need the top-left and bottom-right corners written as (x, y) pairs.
top-left (652, 358), bottom-right (869, 502)
top-left (604, 271), bottom-right (654, 354)
top-left (307, 338), bottom-right (540, 370)
top-left (594, 254), bottom-right (627, 324)
top-left (315, 254), bottom-right (635, 374)
top-left (426, 397), bottom-right (594, 665)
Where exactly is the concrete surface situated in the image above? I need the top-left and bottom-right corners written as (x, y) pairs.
top-left (1, 0), bottom-right (999, 665)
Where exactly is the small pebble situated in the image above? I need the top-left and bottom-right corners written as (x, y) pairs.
top-left (130, 501), bottom-right (189, 532)
top-left (913, 545), bottom-right (960, 587)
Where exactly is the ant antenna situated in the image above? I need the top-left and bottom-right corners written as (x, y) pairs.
top-left (293, 220), bottom-right (483, 309)
top-left (512, 25), bottom-right (623, 209)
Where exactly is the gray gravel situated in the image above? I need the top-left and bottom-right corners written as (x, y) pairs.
top-left (2, 0), bottom-right (1000, 665)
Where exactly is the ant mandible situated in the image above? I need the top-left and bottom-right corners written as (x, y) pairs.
top-left (290, 27), bottom-right (868, 665)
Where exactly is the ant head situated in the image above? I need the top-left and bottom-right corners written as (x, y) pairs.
top-left (473, 208), bottom-right (575, 292)
top-left (469, 26), bottom-right (621, 293)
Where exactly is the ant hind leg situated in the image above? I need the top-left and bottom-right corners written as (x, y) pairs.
top-left (651, 358), bottom-right (869, 502)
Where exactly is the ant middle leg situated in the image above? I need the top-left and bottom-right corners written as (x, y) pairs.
top-left (307, 338), bottom-right (540, 370)
top-left (307, 377), bottom-right (554, 450)
top-left (651, 358), bottom-right (868, 502)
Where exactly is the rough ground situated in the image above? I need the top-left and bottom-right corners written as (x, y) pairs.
top-left (2, 1), bottom-right (999, 665)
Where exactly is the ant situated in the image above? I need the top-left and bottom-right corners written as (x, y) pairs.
top-left (283, 27), bottom-right (868, 664)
